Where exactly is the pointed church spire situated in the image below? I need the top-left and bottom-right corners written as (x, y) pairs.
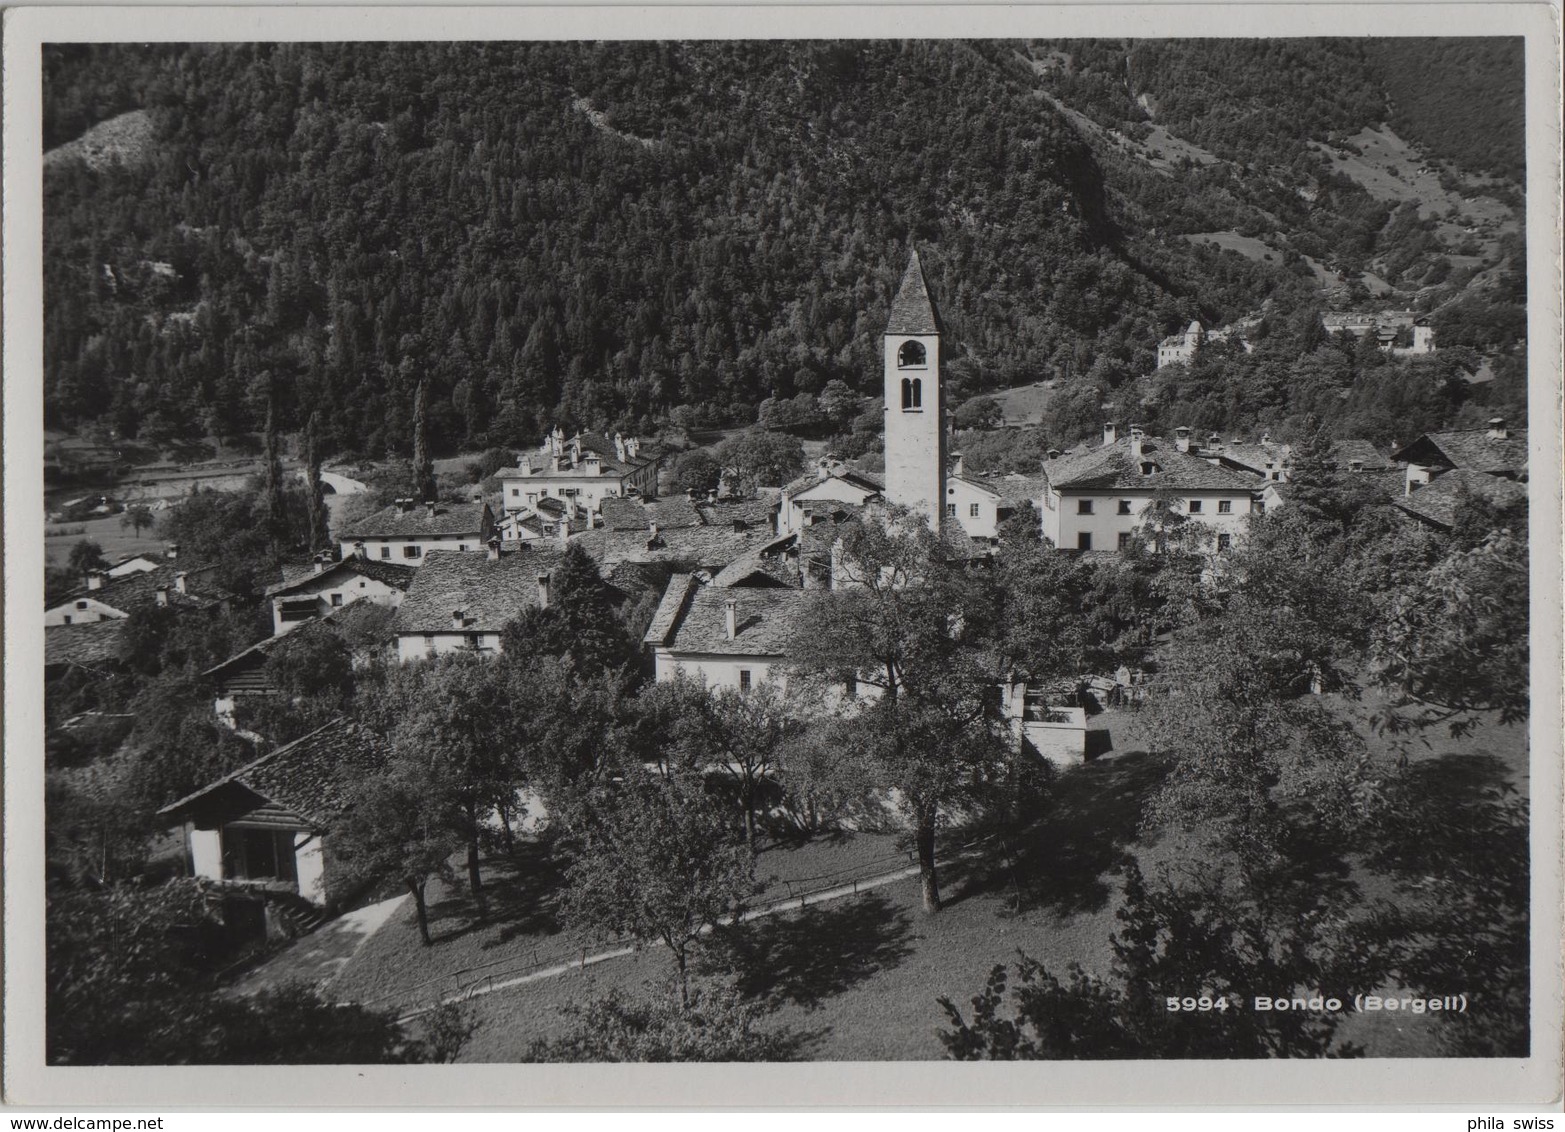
top-left (886, 248), bottom-right (941, 336)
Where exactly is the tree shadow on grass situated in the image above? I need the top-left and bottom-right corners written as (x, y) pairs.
top-left (976, 750), bottom-right (1171, 918)
top-left (702, 892), bottom-right (915, 1009)
top-left (424, 840), bottom-right (569, 947)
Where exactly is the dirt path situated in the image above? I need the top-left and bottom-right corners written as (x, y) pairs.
top-left (226, 893), bottom-right (408, 998)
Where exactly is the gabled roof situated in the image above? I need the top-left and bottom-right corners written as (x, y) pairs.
top-left (1390, 429), bottom-right (1529, 477)
top-left (157, 718), bottom-right (387, 829)
top-left (339, 500), bottom-right (490, 539)
top-left (45, 620), bottom-right (126, 670)
top-left (642, 573), bottom-right (699, 647)
top-left (52, 562), bottom-right (230, 615)
top-left (571, 523), bottom-right (777, 573)
top-left (654, 582), bottom-right (810, 657)
top-left (600, 495), bottom-right (651, 531)
top-left (1392, 468), bottom-right (1528, 530)
top-left (696, 491), bottom-right (781, 530)
top-left (885, 249), bottom-right (942, 336)
top-left (783, 466), bottom-right (885, 501)
top-left (645, 495), bottom-right (703, 530)
top-left (950, 474), bottom-right (1002, 499)
top-left (1213, 442), bottom-right (1290, 477)
top-left (393, 547), bottom-right (566, 634)
top-left (1043, 437), bottom-right (1260, 493)
top-left (710, 534), bottom-right (801, 588)
top-left (264, 556), bottom-right (417, 597)
top-left (1331, 439), bottom-right (1393, 471)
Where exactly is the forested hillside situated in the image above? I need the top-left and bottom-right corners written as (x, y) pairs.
top-left (42, 39), bottom-right (1527, 459)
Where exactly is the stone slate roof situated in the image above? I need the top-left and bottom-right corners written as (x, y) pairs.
top-left (1214, 442), bottom-right (1290, 477)
top-left (158, 718), bottom-right (388, 829)
top-left (571, 523), bottom-right (775, 573)
top-left (600, 496), bottom-right (651, 530)
top-left (45, 620), bottom-right (126, 670)
top-left (782, 466), bottom-right (885, 501)
top-left (1043, 437), bottom-right (1260, 493)
top-left (1331, 439), bottom-right (1393, 471)
top-left (1393, 468), bottom-right (1527, 530)
top-left (994, 473), bottom-right (1051, 510)
top-left (339, 500), bottom-right (490, 539)
top-left (265, 556), bottom-right (417, 597)
top-left (643, 573), bottom-right (699, 647)
top-left (885, 249), bottom-right (942, 336)
top-left (645, 495), bottom-right (702, 530)
top-left (696, 490), bottom-right (781, 530)
top-left (710, 534), bottom-right (801, 588)
top-left (950, 473), bottom-right (1002, 499)
top-left (393, 547), bottom-right (565, 634)
top-left (653, 581), bottom-right (811, 657)
top-left (55, 562), bottom-right (230, 615)
top-left (1391, 429), bottom-right (1528, 477)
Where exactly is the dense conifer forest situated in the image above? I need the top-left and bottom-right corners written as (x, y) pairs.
top-left (43, 38), bottom-right (1527, 459)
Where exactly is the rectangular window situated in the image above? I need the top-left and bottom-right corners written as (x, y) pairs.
top-left (403, 545), bottom-right (421, 559)
top-left (511, 488), bottom-right (520, 497)
top-left (1077, 499), bottom-right (1094, 515)
top-left (739, 669), bottom-right (752, 692)
top-left (1252, 500), bottom-right (1266, 514)
top-left (1077, 532), bottom-right (1092, 551)
top-left (458, 545), bottom-right (469, 553)
top-left (423, 633), bottom-right (436, 658)
top-left (969, 503), bottom-right (980, 518)
top-left (1188, 500), bottom-right (1203, 514)
top-left (1117, 500), bottom-right (1132, 515)
top-left (1117, 532), bottom-right (1132, 551)
top-left (379, 546), bottom-right (391, 559)
top-left (946, 503), bottom-right (957, 517)
top-left (330, 593), bottom-right (343, 607)
top-left (844, 675), bottom-right (858, 700)
top-left (62, 614), bottom-right (72, 624)
top-left (1218, 499), bottom-right (1233, 514)
top-left (75, 600), bottom-right (88, 610)
top-left (1217, 533), bottom-right (1233, 551)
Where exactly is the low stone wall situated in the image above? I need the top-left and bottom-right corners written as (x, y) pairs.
top-left (1019, 706), bottom-right (1088, 766)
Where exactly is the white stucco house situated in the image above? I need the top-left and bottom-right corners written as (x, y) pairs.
top-left (390, 542), bottom-right (564, 664)
top-left (265, 555), bottom-right (416, 636)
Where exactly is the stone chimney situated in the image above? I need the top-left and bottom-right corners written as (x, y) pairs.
top-left (1261, 430), bottom-right (1273, 446)
top-left (1175, 426), bottom-right (1192, 454)
top-left (1102, 422), bottom-right (1117, 446)
top-left (626, 437), bottom-right (639, 460)
top-left (451, 609), bottom-right (466, 630)
top-left (486, 536), bottom-right (501, 562)
top-left (614, 432), bottom-right (627, 462)
top-left (165, 542), bottom-right (180, 560)
top-left (725, 599), bottom-right (738, 641)
top-left (536, 573), bottom-right (551, 608)
top-left (472, 492), bottom-right (484, 505)
top-left (85, 571), bottom-right (104, 591)
top-left (354, 540), bottom-right (367, 559)
top-left (424, 500), bottom-right (437, 518)
top-left (397, 498), bottom-right (414, 514)
top-left (951, 452), bottom-right (964, 477)
top-left (154, 585), bottom-right (170, 608)
top-left (1207, 432), bottom-right (1222, 449)
top-left (312, 555), bottom-right (327, 575)
top-left (1488, 417), bottom-right (1508, 440)
top-left (175, 571), bottom-right (189, 594)
top-left (1129, 424), bottom-right (1145, 461)
top-left (1348, 459), bottom-right (1364, 473)
top-left (582, 452), bottom-right (601, 475)
top-left (558, 515), bottom-right (571, 545)
top-left (1047, 449), bottom-right (1061, 461)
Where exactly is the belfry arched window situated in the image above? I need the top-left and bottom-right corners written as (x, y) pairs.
top-left (901, 377), bottom-right (922, 410)
top-left (898, 340), bottom-right (926, 368)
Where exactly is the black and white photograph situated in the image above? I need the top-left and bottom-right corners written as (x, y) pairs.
top-left (4, 4), bottom-right (1560, 1109)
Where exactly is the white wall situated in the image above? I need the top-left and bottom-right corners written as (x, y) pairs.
top-left (945, 479), bottom-right (1001, 540)
top-left (1043, 490), bottom-right (1254, 551)
top-left (44, 597), bottom-right (127, 626)
top-left (189, 826), bottom-right (223, 881)
top-left (782, 479), bottom-right (879, 534)
top-left (338, 533), bottom-right (479, 562)
top-left (295, 834), bottom-right (327, 904)
top-left (653, 650), bottom-right (783, 691)
top-left (271, 572), bottom-right (407, 636)
top-left (396, 631), bottom-right (502, 664)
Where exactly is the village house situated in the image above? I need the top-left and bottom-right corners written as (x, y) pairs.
top-left (336, 496), bottom-right (495, 562)
top-left (158, 718), bottom-right (388, 915)
top-left (569, 495), bottom-right (779, 574)
top-left (1391, 418), bottom-right (1528, 493)
top-left (1155, 319), bottom-right (1255, 369)
top-left (44, 561), bottom-right (230, 626)
top-left (265, 553), bottom-right (417, 636)
top-left (1039, 424), bottom-right (1260, 553)
top-left (493, 428), bottom-right (661, 522)
top-left (1321, 309), bottom-right (1435, 355)
top-left (944, 463), bottom-right (1005, 540)
top-left (780, 461), bottom-right (884, 534)
top-left (642, 573), bottom-right (809, 689)
top-left (390, 541), bottom-right (565, 663)
top-left (44, 619), bottom-right (126, 682)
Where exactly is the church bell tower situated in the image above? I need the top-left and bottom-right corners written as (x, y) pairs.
top-left (882, 249), bottom-right (947, 529)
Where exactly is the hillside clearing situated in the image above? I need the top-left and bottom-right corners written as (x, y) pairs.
top-left (43, 109), bottom-right (155, 171)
